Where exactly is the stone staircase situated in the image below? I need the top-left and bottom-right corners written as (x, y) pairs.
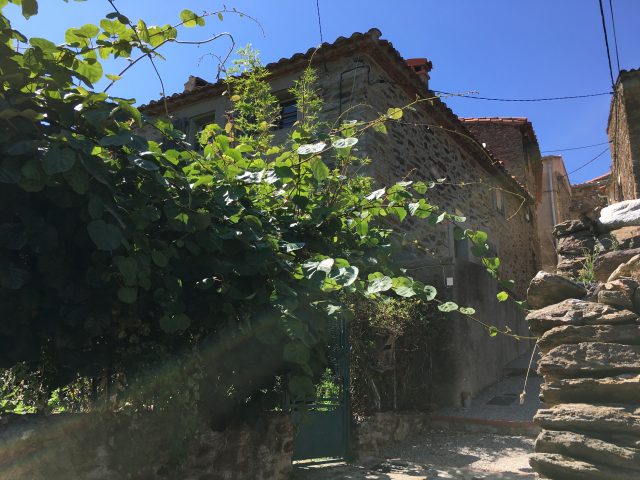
top-left (525, 200), bottom-right (640, 479)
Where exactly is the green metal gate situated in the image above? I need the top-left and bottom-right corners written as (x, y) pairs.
top-left (289, 317), bottom-right (350, 461)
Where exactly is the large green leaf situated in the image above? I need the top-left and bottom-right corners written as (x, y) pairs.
top-left (366, 275), bottom-right (392, 294)
top-left (309, 157), bottom-right (330, 182)
top-left (76, 59), bottom-right (103, 84)
top-left (43, 147), bottom-right (76, 175)
top-left (87, 220), bottom-right (123, 251)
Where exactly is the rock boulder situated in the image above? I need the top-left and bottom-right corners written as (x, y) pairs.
top-left (537, 324), bottom-right (640, 353)
top-left (594, 249), bottom-right (640, 282)
top-left (538, 342), bottom-right (640, 378)
top-left (535, 429), bottom-right (640, 471)
top-left (527, 271), bottom-right (587, 309)
top-left (608, 253), bottom-right (640, 282)
top-left (541, 375), bottom-right (640, 406)
top-left (598, 278), bottom-right (638, 310)
top-left (526, 299), bottom-right (638, 336)
top-left (553, 219), bottom-right (594, 237)
top-left (534, 403), bottom-right (640, 436)
top-left (530, 452), bottom-right (639, 480)
top-left (598, 199), bottom-right (640, 232)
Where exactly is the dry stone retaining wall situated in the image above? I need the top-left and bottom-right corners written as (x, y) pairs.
top-left (0, 412), bottom-right (293, 480)
top-left (526, 201), bottom-right (640, 479)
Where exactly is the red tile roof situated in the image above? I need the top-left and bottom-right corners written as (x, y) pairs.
top-left (140, 28), bottom-right (532, 201)
top-left (460, 117), bottom-right (529, 125)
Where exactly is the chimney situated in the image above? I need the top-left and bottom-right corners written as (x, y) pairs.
top-left (183, 75), bottom-right (211, 93)
top-left (405, 58), bottom-right (433, 89)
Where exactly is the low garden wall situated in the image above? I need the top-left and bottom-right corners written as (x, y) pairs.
top-left (0, 412), bottom-right (293, 480)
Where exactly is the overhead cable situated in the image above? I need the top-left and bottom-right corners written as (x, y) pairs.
top-left (433, 91), bottom-right (612, 102)
top-left (568, 147), bottom-right (610, 175)
top-left (598, 0), bottom-right (616, 88)
top-left (541, 141), bottom-right (610, 153)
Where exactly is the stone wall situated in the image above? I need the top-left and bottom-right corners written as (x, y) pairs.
top-left (0, 412), bottom-right (293, 480)
top-left (569, 176), bottom-right (609, 221)
top-left (538, 155), bottom-right (572, 272)
top-left (525, 200), bottom-right (640, 479)
top-left (143, 30), bottom-right (539, 406)
top-left (353, 412), bottom-right (431, 457)
top-left (460, 118), bottom-right (541, 200)
top-left (608, 69), bottom-right (640, 202)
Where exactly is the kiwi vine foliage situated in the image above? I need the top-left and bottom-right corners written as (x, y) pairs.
top-left (0, 0), bottom-right (504, 422)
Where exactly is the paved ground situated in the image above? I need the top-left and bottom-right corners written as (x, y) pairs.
top-left (295, 431), bottom-right (536, 479)
top-left (295, 352), bottom-right (542, 479)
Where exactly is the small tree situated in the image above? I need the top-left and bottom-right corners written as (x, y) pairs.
top-left (0, 1), bottom-right (511, 427)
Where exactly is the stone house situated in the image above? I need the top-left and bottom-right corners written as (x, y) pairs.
top-left (535, 155), bottom-right (572, 271)
top-left (569, 172), bottom-right (610, 220)
top-left (608, 68), bottom-right (640, 201)
top-left (141, 28), bottom-right (541, 407)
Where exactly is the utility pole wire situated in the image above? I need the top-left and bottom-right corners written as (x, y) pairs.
top-left (568, 147), bottom-right (610, 175)
top-left (433, 90), bottom-right (612, 102)
top-left (608, 0), bottom-right (621, 73)
top-left (541, 141), bottom-right (610, 153)
top-left (598, 0), bottom-right (616, 88)
top-left (315, 0), bottom-right (324, 44)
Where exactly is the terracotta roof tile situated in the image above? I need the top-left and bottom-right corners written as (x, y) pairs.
top-left (140, 28), bottom-right (532, 201)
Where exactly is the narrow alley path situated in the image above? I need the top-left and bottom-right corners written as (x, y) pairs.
top-left (295, 353), bottom-right (542, 479)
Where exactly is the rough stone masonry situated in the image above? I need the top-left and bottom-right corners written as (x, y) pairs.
top-left (525, 198), bottom-right (640, 479)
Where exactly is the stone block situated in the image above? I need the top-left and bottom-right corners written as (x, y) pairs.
top-left (530, 452), bottom-right (639, 480)
top-left (534, 403), bottom-right (640, 436)
top-left (526, 299), bottom-right (638, 336)
top-left (598, 199), bottom-right (640, 232)
top-left (538, 342), bottom-right (640, 379)
top-left (553, 219), bottom-right (594, 238)
top-left (527, 271), bottom-right (587, 309)
top-left (598, 278), bottom-right (638, 310)
top-left (541, 374), bottom-right (640, 405)
top-left (594, 249), bottom-right (640, 282)
top-left (556, 231), bottom-right (596, 256)
top-left (537, 324), bottom-right (640, 353)
top-left (535, 429), bottom-right (640, 472)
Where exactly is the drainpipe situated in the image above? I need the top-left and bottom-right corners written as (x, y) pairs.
top-left (548, 161), bottom-right (557, 227)
top-left (548, 161), bottom-right (558, 260)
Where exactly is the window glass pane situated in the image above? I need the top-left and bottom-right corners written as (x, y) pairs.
top-left (278, 100), bottom-right (297, 129)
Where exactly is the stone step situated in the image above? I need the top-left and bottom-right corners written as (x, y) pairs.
top-left (534, 403), bottom-right (640, 437)
top-left (541, 375), bottom-right (640, 406)
top-left (537, 324), bottom-right (640, 354)
top-left (535, 429), bottom-right (640, 472)
top-left (530, 452), bottom-right (639, 480)
top-left (538, 342), bottom-right (640, 379)
top-left (526, 299), bottom-right (637, 337)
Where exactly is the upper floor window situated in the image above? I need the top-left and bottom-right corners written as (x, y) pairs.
top-left (278, 99), bottom-right (297, 129)
top-left (189, 112), bottom-right (216, 150)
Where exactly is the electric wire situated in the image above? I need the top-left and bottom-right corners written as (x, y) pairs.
top-left (541, 141), bottom-right (610, 153)
top-left (315, 0), bottom-right (324, 44)
top-left (432, 90), bottom-right (612, 102)
top-left (608, 0), bottom-right (621, 73)
top-left (568, 147), bottom-right (610, 175)
top-left (598, 0), bottom-right (616, 88)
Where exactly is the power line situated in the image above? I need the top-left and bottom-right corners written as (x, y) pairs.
top-left (608, 0), bottom-right (621, 73)
top-left (315, 0), bottom-right (324, 44)
top-left (598, 0), bottom-right (616, 88)
top-left (433, 90), bottom-right (612, 102)
top-left (541, 141), bottom-right (611, 153)
top-left (568, 147), bottom-right (610, 175)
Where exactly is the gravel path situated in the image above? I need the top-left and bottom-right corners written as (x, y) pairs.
top-left (295, 430), bottom-right (536, 479)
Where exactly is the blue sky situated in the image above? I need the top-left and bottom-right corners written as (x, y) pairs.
top-left (7, 0), bottom-right (640, 184)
